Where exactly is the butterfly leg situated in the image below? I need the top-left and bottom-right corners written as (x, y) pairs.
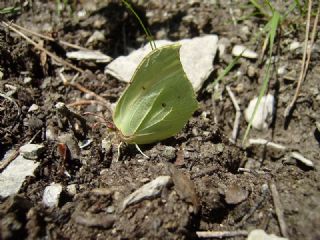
top-left (135, 144), bottom-right (150, 159)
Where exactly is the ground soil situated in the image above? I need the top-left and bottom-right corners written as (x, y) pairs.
top-left (0, 1), bottom-right (319, 240)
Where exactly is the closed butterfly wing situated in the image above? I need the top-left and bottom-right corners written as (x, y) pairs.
top-left (113, 44), bottom-right (198, 144)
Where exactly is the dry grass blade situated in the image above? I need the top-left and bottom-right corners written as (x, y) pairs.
top-left (284, 0), bottom-right (319, 121)
top-left (1, 21), bottom-right (84, 74)
top-left (8, 22), bottom-right (88, 51)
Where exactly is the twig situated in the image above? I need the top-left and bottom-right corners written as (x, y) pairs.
top-left (191, 166), bottom-right (218, 179)
top-left (248, 138), bottom-right (287, 151)
top-left (28, 129), bottom-right (42, 144)
top-left (226, 86), bottom-right (241, 143)
top-left (290, 152), bottom-right (314, 168)
top-left (284, 0), bottom-right (319, 120)
top-left (1, 21), bottom-right (84, 73)
top-left (59, 70), bottom-right (109, 106)
top-left (196, 230), bottom-right (248, 238)
top-left (270, 182), bottom-right (289, 239)
top-left (235, 184), bottom-right (269, 228)
top-left (67, 100), bottom-right (106, 108)
top-left (238, 168), bottom-right (269, 175)
top-left (0, 149), bottom-right (19, 172)
top-left (9, 22), bottom-right (88, 51)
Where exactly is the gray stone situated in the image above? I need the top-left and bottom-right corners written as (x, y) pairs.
top-left (122, 176), bottom-right (171, 210)
top-left (105, 35), bottom-right (219, 92)
top-left (28, 104), bottom-right (39, 112)
top-left (0, 155), bottom-right (40, 198)
top-left (225, 184), bottom-right (248, 205)
top-left (66, 50), bottom-right (112, 63)
top-left (66, 184), bottom-right (77, 196)
top-left (245, 94), bottom-right (275, 130)
top-left (19, 144), bottom-right (44, 160)
top-left (232, 45), bottom-right (258, 59)
top-left (247, 229), bottom-right (288, 240)
top-left (42, 183), bottom-right (63, 207)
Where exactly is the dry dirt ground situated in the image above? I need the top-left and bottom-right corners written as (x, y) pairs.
top-left (0, 1), bottom-right (319, 239)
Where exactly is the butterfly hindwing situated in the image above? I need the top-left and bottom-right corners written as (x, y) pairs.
top-left (113, 44), bottom-right (198, 144)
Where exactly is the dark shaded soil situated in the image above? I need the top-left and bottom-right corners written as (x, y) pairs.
top-left (0, 1), bottom-right (319, 239)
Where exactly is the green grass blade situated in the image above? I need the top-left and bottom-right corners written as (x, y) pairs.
top-left (242, 11), bottom-right (280, 145)
top-left (208, 52), bottom-right (244, 92)
top-left (249, 0), bottom-right (270, 17)
top-left (121, 0), bottom-right (156, 50)
top-left (268, 11), bottom-right (280, 56)
top-left (242, 62), bottom-right (271, 145)
top-left (0, 6), bottom-right (21, 14)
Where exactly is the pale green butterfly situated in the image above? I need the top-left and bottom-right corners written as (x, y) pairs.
top-left (112, 44), bottom-right (198, 144)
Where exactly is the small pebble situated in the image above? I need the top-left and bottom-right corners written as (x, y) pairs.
top-left (247, 65), bottom-right (256, 78)
top-left (162, 146), bottom-right (176, 160)
top-left (79, 139), bottom-right (92, 149)
top-left (225, 184), bottom-right (248, 205)
top-left (42, 183), bottom-right (63, 207)
top-left (232, 45), bottom-right (258, 59)
top-left (86, 30), bottom-right (106, 45)
top-left (277, 65), bottom-right (287, 75)
top-left (122, 176), bottom-right (171, 210)
top-left (28, 104), bottom-right (39, 112)
top-left (245, 94), bottom-right (275, 130)
top-left (46, 124), bottom-right (58, 141)
top-left (106, 206), bottom-right (115, 214)
top-left (66, 184), bottom-right (77, 196)
top-left (289, 41), bottom-right (300, 51)
top-left (72, 212), bottom-right (115, 229)
top-left (23, 77), bottom-right (32, 84)
top-left (247, 229), bottom-right (288, 240)
top-left (291, 152), bottom-right (314, 168)
top-left (101, 139), bottom-right (112, 152)
top-left (58, 133), bottom-right (80, 159)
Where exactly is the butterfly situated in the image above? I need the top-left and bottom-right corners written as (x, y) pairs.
top-left (112, 44), bottom-right (198, 144)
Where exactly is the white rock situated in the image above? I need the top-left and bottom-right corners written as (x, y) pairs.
top-left (23, 77), bottom-right (32, 84)
top-left (42, 183), bottom-right (63, 207)
top-left (289, 41), bottom-right (301, 51)
top-left (247, 229), bottom-right (288, 240)
top-left (105, 35), bottom-right (219, 92)
top-left (277, 65), bottom-right (287, 75)
top-left (245, 94), bottom-right (275, 130)
top-left (66, 184), bottom-right (77, 196)
top-left (291, 152), bottom-right (314, 168)
top-left (28, 104), bottom-right (39, 112)
top-left (122, 176), bottom-right (171, 210)
top-left (19, 144), bottom-right (44, 160)
top-left (232, 45), bottom-right (258, 59)
top-left (217, 38), bottom-right (230, 57)
top-left (0, 71), bottom-right (4, 80)
top-left (0, 154), bottom-right (40, 198)
top-left (86, 30), bottom-right (106, 45)
top-left (66, 50), bottom-right (112, 63)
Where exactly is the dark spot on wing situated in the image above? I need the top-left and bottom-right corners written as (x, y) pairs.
top-left (142, 86), bottom-right (146, 90)
top-left (162, 103), bottom-right (166, 107)
top-left (177, 96), bottom-right (181, 99)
